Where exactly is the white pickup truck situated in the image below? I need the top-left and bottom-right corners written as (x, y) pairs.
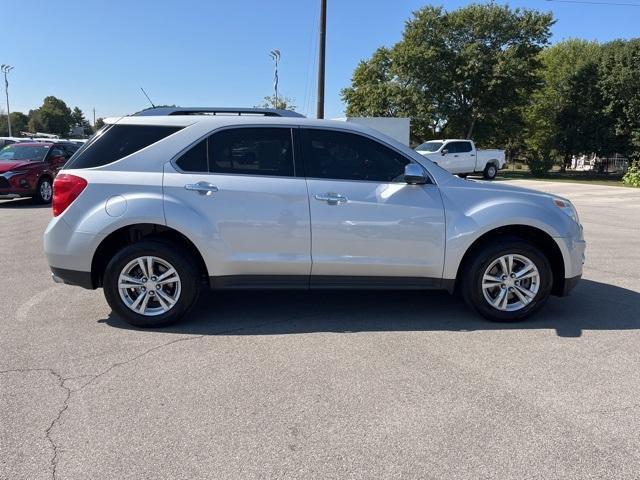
top-left (415, 139), bottom-right (506, 179)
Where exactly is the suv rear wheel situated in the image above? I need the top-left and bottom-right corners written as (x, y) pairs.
top-left (460, 239), bottom-right (553, 321)
top-left (103, 240), bottom-right (201, 327)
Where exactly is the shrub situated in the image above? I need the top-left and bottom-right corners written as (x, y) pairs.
top-left (525, 151), bottom-right (555, 176)
top-left (623, 162), bottom-right (640, 187)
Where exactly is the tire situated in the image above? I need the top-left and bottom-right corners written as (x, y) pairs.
top-left (483, 163), bottom-right (497, 180)
top-left (33, 176), bottom-right (53, 204)
top-left (103, 240), bottom-right (201, 327)
top-left (460, 238), bottom-right (553, 322)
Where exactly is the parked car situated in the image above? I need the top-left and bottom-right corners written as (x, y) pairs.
top-left (0, 141), bottom-right (79, 203)
top-left (44, 113), bottom-right (584, 327)
top-left (416, 139), bottom-right (506, 179)
top-left (0, 137), bottom-right (28, 149)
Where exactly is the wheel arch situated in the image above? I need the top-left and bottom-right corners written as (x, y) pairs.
top-left (91, 223), bottom-right (209, 288)
top-left (36, 172), bottom-right (54, 189)
top-left (452, 224), bottom-right (566, 296)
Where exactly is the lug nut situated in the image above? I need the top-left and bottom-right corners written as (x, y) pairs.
top-left (151, 276), bottom-right (157, 281)
top-left (142, 278), bottom-right (147, 283)
top-left (501, 284), bottom-right (506, 289)
top-left (149, 291), bottom-right (155, 296)
top-left (510, 273), bottom-right (516, 278)
top-left (509, 287), bottom-right (514, 292)
top-left (156, 285), bottom-right (161, 290)
top-left (141, 286), bottom-right (146, 292)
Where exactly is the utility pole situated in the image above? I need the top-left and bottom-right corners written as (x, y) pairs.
top-left (93, 108), bottom-right (96, 127)
top-left (269, 50), bottom-right (281, 109)
top-left (1, 65), bottom-right (14, 136)
top-left (316, 0), bottom-right (327, 119)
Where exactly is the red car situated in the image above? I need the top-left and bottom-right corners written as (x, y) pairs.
top-left (0, 141), bottom-right (79, 204)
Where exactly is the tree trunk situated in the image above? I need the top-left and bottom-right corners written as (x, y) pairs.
top-left (466, 117), bottom-right (476, 139)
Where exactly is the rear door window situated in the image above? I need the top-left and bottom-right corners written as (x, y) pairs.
top-left (65, 124), bottom-right (183, 169)
top-left (208, 128), bottom-right (294, 177)
top-left (175, 139), bottom-right (208, 172)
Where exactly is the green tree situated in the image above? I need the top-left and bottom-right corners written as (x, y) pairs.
top-left (257, 95), bottom-right (296, 111)
top-left (28, 96), bottom-right (73, 137)
top-left (0, 111), bottom-right (29, 136)
top-left (553, 62), bottom-right (616, 170)
top-left (70, 106), bottom-right (93, 136)
top-left (524, 40), bottom-right (613, 171)
top-left (94, 117), bottom-right (105, 130)
top-left (343, 4), bottom-right (554, 145)
top-left (71, 106), bottom-right (85, 126)
top-left (599, 39), bottom-right (640, 161)
top-left (342, 47), bottom-right (434, 143)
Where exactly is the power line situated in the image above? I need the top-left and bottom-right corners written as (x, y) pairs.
top-left (545, 0), bottom-right (640, 6)
top-left (302, 4), bottom-right (319, 117)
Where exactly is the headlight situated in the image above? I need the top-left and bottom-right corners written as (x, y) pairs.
top-left (553, 197), bottom-right (580, 224)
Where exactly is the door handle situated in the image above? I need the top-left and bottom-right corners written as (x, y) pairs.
top-left (314, 193), bottom-right (348, 205)
top-left (185, 182), bottom-right (219, 195)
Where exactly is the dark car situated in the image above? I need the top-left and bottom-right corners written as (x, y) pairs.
top-left (0, 141), bottom-right (79, 203)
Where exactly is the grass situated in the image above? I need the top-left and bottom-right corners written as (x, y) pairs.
top-left (494, 169), bottom-right (628, 187)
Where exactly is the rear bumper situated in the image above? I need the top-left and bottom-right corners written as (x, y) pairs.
top-left (50, 267), bottom-right (94, 289)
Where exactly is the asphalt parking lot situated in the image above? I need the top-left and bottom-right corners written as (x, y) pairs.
top-left (1, 179), bottom-right (639, 480)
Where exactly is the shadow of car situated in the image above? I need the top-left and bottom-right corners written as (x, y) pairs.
top-left (100, 279), bottom-right (639, 339)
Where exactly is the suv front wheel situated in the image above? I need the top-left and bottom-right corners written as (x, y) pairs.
top-left (461, 239), bottom-right (553, 321)
top-left (103, 241), bottom-right (201, 327)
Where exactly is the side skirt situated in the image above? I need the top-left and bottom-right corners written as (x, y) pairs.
top-left (209, 275), bottom-right (446, 290)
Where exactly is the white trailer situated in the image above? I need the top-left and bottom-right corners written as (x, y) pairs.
top-left (333, 117), bottom-right (411, 146)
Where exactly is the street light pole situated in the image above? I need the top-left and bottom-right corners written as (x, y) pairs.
top-left (1, 65), bottom-right (14, 137)
top-left (316, 0), bottom-right (327, 119)
top-left (269, 50), bottom-right (281, 109)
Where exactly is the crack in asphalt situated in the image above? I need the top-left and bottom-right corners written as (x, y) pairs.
top-left (44, 371), bottom-right (71, 480)
top-left (1, 306), bottom-right (350, 479)
top-left (0, 367), bottom-right (69, 480)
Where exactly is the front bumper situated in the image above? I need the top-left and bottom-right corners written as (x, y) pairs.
top-left (0, 190), bottom-right (33, 199)
top-left (554, 235), bottom-right (586, 296)
top-left (560, 274), bottom-right (582, 296)
top-left (0, 173), bottom-right (35, 197)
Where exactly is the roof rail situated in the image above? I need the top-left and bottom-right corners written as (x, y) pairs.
top-left (134, 107), bottom-right (306, 118)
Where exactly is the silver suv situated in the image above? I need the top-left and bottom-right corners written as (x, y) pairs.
top-left (44, 109), bottom-right (585, 327)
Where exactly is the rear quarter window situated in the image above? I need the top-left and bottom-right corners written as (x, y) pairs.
top-left (64, 124), bottom-right (182, 169)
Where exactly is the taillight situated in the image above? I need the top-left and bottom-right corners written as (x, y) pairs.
top-left (52, 174), bottom-right (87, 217)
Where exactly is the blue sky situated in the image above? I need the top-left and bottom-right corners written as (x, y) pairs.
top-left (1, 0), bottom-right (638, 122)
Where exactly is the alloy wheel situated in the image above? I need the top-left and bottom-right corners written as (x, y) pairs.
top-left (117, 256), bottom-right (182, 316)
top-left (481, 254), bottom-right (540, 311)
top-left (40, 180), bottom-right (52, 202)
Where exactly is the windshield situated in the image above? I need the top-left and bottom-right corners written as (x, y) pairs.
top-left (416, 141), bottom-right (443, 152)
top-left (0, 144), bottom-right (50, 162)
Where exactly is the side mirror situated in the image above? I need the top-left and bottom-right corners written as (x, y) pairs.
top-left (404, 163), bottom-right (427, 185)
top-left (441, 149), bottom-right (448, 156)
